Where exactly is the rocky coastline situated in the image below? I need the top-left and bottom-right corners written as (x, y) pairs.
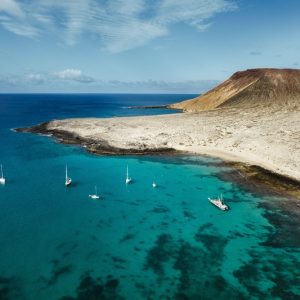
top-left (15, 122), bottom-right (178, 156)
top-left (15, 111), bottom-right (300, 200)
top-left (15, 68), bottom-right (300, 199)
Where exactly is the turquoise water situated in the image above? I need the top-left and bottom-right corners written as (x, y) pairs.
top-left (0, 94), bottom-right (300, 299)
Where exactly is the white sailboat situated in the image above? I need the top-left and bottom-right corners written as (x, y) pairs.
top-left (152, 180), bottom-right (157, 188)
top-left (125, 165), bottom-right (132, 184)
top-left (65, 165), bottom-right (72, 187)
top-left (0, 164), bottom-right (5, 185)
top-left (89, 185), bottom-right (100, 199)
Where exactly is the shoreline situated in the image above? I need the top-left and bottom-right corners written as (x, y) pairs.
top-left (183, 147), bottom-right (300, 184)
top-left (15, 106), bottom-right (300, 198)
top-left (16, 124), bottom-right (300, 199)
top-left (15, 122), bottom-right (179, 156)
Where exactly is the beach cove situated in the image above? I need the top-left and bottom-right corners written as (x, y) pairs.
top-left (18, 105), bottom-right (300, 184)
top-left (1, 93), bottom-right (300, 299)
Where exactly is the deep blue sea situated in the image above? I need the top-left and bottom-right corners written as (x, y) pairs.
top-left (0, 94), bottom-right (300, 300)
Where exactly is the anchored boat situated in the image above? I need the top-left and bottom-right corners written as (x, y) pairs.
top-left (0, 164), bottom-right (5, 185)
top-left (65, 165), bottom-right (72, 187)
top-left (208, 194), bottom-right (229, 211)
top-left (125, 165), bottom-right (132, 184)
top-left (89, 185), bottom-right (100, 199)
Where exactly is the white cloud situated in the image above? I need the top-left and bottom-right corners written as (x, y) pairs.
top-left (0, 71), bottom-right (219, 93)
top-left (0, 0), bottom-right (39, 37)
top-left (0, 0), bottom-right (24, 17)
top-left (0, 0), bottom-right (237, 51)
top-left (0, 69), bottom-right (95, 89)
top-left (25, 73), bottom-right (44, 83)
top-left (1, 21), bottom-right (39, 37)
top-left (53, 69), bottom-right (95, 83)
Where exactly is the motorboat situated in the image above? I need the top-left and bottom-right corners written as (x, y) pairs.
top-left (208, 194), bottom-right (229, 211)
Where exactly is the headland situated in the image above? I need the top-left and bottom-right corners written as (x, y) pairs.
top-left (16, 68), bottom-right (300, 188)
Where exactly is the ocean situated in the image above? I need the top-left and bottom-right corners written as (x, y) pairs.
top-left (0, 94), bottom-right (300, 300)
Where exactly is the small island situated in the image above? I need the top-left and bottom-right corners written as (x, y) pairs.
top-left (17, 68), bottom-right (300, 185)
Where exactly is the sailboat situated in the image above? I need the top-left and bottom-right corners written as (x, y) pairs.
top-left (89, 185), bottom-right (100, 199)
top-left (208, 194), bottom-right (229, 211)
top-left (152, 180), bottom-right (157, 188)
top-left (0, 164), bottom-right (5, 185)
top-left (65, 165), bottom-right (72, 187)
top-left (125, 165), bottom-right (132, 184)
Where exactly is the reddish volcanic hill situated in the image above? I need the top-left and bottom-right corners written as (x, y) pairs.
top-left (169, 68), bottom-right (300, 112)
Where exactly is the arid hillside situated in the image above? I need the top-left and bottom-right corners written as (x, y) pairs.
top-left (169, 68), bottom-right (300, 112)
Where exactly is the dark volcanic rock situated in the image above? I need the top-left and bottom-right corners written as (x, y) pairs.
top-left (15, 122), bottom-right (177, 156)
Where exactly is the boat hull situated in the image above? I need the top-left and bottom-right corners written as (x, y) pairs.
top-left (65, 179), bottom-right (72, 186)
top-left (208, 198), bottom-right (229, 211)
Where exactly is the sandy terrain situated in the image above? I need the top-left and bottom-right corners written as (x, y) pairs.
top-left (34, 105), bottom-right (300, 182)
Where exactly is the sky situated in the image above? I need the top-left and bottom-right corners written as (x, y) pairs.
top-left (0, 0), bottom-right (299, 93)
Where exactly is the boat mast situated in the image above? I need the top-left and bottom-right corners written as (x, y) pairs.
top-left (126, 165), bottom-right (129, 179)
top-left (0, 164), bottom-right (3, 178)
top-left (66, 165), bottom-right (68, 180)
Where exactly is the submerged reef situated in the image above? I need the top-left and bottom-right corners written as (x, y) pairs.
top-left (59, 273), bottom-right (124, 300)
top-left (0, 276), bottom-right (22, 300)
top-left (142, 221), bottom-right (300, 299)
